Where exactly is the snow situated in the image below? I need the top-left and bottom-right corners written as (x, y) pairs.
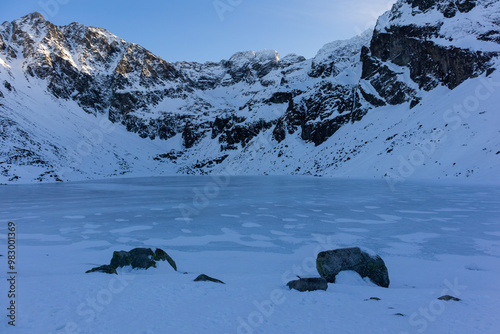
top-left (229, 49), bottom-right (280, 65)
top-left (0, 176), bottom-right (499, 333)
top-left (376, 0), bottom-right (500, 52)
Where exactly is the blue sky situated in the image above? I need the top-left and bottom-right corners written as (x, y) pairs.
top-left (2, 0), bottom-right (395, 62)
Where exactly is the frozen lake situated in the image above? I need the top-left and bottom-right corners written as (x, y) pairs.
top-left (1, 176), bottom-right (499, 333)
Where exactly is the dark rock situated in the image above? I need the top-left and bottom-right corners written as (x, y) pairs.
top-left (272, 118), bottom-right (287, 143)
top-left (217, 119), bottom-right (273, 148)
top-left (410, 0), bottom-right (437, 12)
top-left (365, 297), bottom-right (381, 301)
top-left (3, 81), bottom-right (13, 91)
top-left (442, 2), bottom-right (457, 18)
top-left (182, 122), bottom-right (202, 149)
top-left (438, 295), bottom-right (461, 301)
top-left (194, 274), bottom-right (225, 284)
top-left (455, 0), bottom-right (476, 13)
top-left (410, 97), bottom-right (421, 109)
top-left (267, 92), bottom-right (293, 104)
top-left (110, 250), bottom-right (132, 268)
top-left (129, 248), bottom-right (157, 269)
top-left (154, 248), bottom-right (177, 271)
top-left (86, 265), bottom-right (118, 275)
top-left (486, 68), bottom-right (496, 77)
top-left (361, 51), bottom-right (417, 104)
top-left (110, 248), bottom-right (156, 270)
top-left (287, 277), bottom-right (328, 292)
top-left (316, 247), bottom-right (390, 288)
top-left (359, 86), bottom-right (386, 107)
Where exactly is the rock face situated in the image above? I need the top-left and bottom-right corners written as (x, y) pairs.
top-left (1, 0), bottom-right (499, 183)
top-left (316, 247), bottom-right (390, 288)
top-left (111, 248), bottom-right (157, 269)
top-left (287, 277), bottom-right (328, 292)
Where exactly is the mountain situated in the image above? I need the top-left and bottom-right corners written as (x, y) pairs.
top-left (0, 0), bottom-right (499, 184)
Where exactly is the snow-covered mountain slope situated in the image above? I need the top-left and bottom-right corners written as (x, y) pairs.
top-left (0, 0), bottom-right (499, 184)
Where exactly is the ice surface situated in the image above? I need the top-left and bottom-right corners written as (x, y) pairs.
top-left (0, 176), bottom-right (499, 333)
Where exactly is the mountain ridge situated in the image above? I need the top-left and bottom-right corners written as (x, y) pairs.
top-left (0, 0), bottom-right (499, 184)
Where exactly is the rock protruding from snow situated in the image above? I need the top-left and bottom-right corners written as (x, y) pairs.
top-left (86, 247), bottom-right (177, 274)
top-left (316, 247), bottom-right (390, 288)
top-left (154, 248), bottom-right (177, 271)
top-left (287, 277), bottom-right (328, 292)
top-left (367, 0), bottom-right (500, 96)
top-left (438, 295), bottom-right (461, 301)
top-left (111, 248), bottom-right (157, 269)
top-left (193, 274), bottom-right (225, 284)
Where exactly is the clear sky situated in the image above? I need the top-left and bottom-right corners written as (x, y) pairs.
top-left (2, 0), bottom-right (395, 63)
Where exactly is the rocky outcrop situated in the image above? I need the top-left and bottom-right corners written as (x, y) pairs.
top-left (86, 265), bottom-right (118, 275)
top-left (362, 0), bottom-right (499, 107)
top-left (154, 248), bottom-right (177, 271)
top-left (111, 248), bottom-right (155, 269)
top-left (368, 27), bottom-right (495, 91)
top-left (316, 247), bottom-right (390, 288)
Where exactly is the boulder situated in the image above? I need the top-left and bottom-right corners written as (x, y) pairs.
top-left (316, 247), bottom-right (390, 288)
top-left (128, 248), bottom-right (157, 269)
top-left (194, 274), bottom-right (225, 284)
top-left (86, 265), bottom-right (118, 275)
top-left (111, 248), bottom-right (156, 269)
top-left (287, 277), bottom-right (328, 292)
top-left (110, 250), bottom-right (132, 268)
top-left (154, 248), bottom-right (177, 271)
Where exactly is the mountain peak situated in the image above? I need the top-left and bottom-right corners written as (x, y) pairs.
top-left (229, 49), bottom-right (280, 63)
top-left (21, 12), bottom-right (46, 23)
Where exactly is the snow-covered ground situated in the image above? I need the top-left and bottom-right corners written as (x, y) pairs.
top-left (1, 176), bottom-right (499, 333)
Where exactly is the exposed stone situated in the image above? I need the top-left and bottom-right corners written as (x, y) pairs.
top-left (154, 248), bottom-right (177, 271)
top-left (272, 118), bottom-right (287, 143)
top-left (438, 295), bottom-right (461, 301)
top-left (182, 122), bottom-right (202, 149)
top-left (365, 297), bottom-right (381, 301)
top-left (86, 265), bottom-right (118, 275)
top-left (369, 27), bottom-right (495, 91)
top-left (287, 277), bottom-right (328, 292)
top-left (316, 247), bottom-right (390, 288)
top-left (194, 274), bottom-right (225, 284)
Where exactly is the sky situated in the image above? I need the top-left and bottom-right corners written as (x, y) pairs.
top-left (1, 0), bottom-right (396, 63)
